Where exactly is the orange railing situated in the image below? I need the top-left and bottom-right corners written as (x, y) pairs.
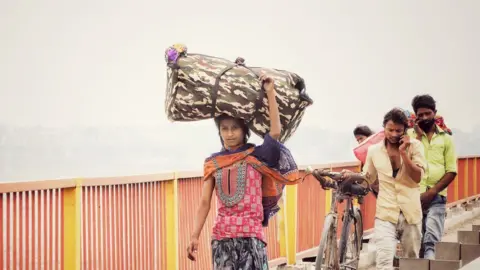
top-left (0, 156), bottom-right (479, 269)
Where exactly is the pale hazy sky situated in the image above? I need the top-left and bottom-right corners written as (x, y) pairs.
top-left (1, 0), bottom-right (479, 133)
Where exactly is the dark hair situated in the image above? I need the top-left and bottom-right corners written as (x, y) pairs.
top-left (353, 125), bottom-right (373, 137)
top-left (412, 94), bottom-right (436, 114)
top-left (383, 108), bottom-right (409, 129)
top-left (214, 114), bottom-right (250, 144)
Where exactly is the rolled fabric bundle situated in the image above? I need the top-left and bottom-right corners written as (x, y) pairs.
top-left (164, 44), bottom-right (313, 142)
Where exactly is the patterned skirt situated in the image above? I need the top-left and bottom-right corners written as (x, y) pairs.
top-left (211, 237), bottom-right (269, 270)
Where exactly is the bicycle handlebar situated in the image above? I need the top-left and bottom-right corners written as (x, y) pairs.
top-left (314, 170), bottom-right (343, 181)
top-left (305, 166), bottom-right (370, 192)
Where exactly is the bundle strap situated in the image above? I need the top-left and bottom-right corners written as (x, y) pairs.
top-left (211, 57), bottom-right (265, 120)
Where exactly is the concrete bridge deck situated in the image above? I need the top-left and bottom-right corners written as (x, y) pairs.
top-left (273, 198), bottom-right (480, 270)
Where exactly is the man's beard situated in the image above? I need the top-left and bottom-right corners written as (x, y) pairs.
top-left (387, 136), bottom-right (401, 145)
top-left (418, 119), bottom-right (435, 131)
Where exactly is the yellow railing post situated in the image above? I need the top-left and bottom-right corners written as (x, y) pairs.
top-left (277, 196), bottom-right (287, 258)
top-left (285, 184), bottom-right (298, 265)
top-left (165, 173), bottom-right (179, 270)
top-left (325, 189), bottom-right (332, 214)
top-left (63, 179), bottom-right (82, 270)
top-left (325, 164), bottom-right (334, 213)
top-left (353, 164), bottom-right (362, 207)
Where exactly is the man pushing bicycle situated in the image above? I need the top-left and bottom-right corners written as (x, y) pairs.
top-left (342, 108), bottom-right (427, 270)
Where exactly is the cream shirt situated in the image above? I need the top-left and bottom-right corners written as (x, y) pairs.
top-left (363, 139), bottom-right (427, 225)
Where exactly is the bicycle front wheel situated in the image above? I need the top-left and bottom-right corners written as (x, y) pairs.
top-left (338, 207), bottom-right (363, 270)
top-left (315, 214), bottom-right (338, 270)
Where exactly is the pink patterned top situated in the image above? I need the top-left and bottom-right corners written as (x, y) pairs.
top-left (211, 161), bottom-right (265, 243)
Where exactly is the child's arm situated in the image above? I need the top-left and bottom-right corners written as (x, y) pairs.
top-left (261, 74), bottom-right (281, 140)
top-left (187, 176), bottom-right (215, 261)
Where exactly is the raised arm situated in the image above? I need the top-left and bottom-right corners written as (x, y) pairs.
top-left (400, 137), bottom-right (426, 183)
top-left (187, 176), bottom-right (215, 261)
top-left (430, 135), bottom-right (457, 194)
top-left (260, 74), bottom-right (281, 140)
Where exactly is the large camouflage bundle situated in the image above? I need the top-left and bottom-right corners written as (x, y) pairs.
top-left (164, 44), bottom-right (313, 142)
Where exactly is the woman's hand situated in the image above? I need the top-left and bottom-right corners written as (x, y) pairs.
top-left (187, 237), bottom-right (199, 261)
top-left (260, 74), bottom-right (275, 93)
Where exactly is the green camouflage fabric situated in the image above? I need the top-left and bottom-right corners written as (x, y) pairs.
top-left (165, 50), bottom-right (313, 142)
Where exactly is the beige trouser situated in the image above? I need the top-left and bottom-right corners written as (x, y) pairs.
top-left (374, 213), bottom-right (422, 270)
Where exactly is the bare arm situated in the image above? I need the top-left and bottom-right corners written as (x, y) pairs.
top-left (400, 138), bottom-right (426, 184)
top-left (362, 148), bottom-right (378, 185)
top-left (430, 172), bottom-right (456, 194)
top-left (401, 152), bottom-right (423, 183)
top-left (191, 177), bottom-right (215, 239)
top-left (266, 90), bottom-right (281, 139)
top-left (429, 135), bottom-right (458, 194)
top-left (420, 171), bottom-right (456, 209)
top-left (261, 75), bottom-right (281, 140)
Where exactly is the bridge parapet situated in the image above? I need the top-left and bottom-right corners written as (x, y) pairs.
top-left (1, 156), bottom-right (478, 269)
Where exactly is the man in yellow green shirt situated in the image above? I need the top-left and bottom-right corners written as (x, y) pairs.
top-left (407, 94), bottom-right (457, 260)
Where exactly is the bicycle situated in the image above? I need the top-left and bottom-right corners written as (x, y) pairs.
top-left (305, 167), bottom-right (371, 270)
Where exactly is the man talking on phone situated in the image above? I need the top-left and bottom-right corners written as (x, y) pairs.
top-left (343, 108), bottom-right (426, 270)
top-left (407, 95), bottom-right (457, 260)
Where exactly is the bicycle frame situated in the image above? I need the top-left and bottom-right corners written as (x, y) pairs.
top-left (321, 187), bottom-right (364, 270)
top-left (328, 186), bottom-right (360, 220)
top-left (309, 169), bottom-right (368, 270)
